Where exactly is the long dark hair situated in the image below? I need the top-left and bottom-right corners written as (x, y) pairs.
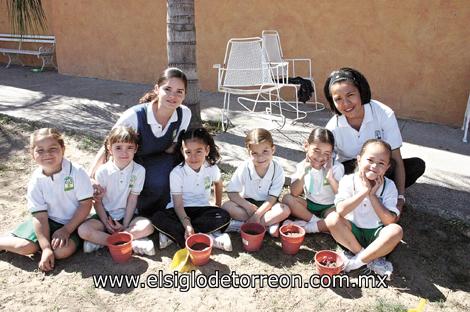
top-left (177, 127), bottom-right (220, 166)
top-left (323, 67), bottom-right (371, 115)
top-left (307, 126), bottom-right (335, 148)
top-left (139, 67), bottom-right (188, 104)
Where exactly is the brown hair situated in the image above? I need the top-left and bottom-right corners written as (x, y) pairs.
top-left (139, 67), bottom-right (188, 103)
top-left (30, 128), bottom-right (65, 154)
top-left (359, 139), bottom-right (392, 163)
top-left (245, 128), bottom-right (274, 149)
top-left (104, 126), bottom-right (139, 160)
top-left (307, 126), bottom-right (335, 147)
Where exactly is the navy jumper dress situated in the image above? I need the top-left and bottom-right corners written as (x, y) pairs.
top-left (133, 103), bottom-right (183, 217)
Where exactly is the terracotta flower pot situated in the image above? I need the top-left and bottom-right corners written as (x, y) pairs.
top-left (107, 232), bottom-right (133, 263)
top-left (240, 223), bottom-right (266, 252)
top-left (185, 233), bottom-right (213, 266)
top-left (314, 250), bottom-right (344, 276)
top-left (279, 224), bottom-right (305, 255)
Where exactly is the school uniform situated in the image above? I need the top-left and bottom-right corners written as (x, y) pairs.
top-left (95, 160), bottom-right (145, 220)
top-left (334, 174), bottom-right (399, 247)
top-left (226, 159), bottom-right (285, 204)
top-left (325, 100), bottom-right (426, 186)
top-left (152, 162), bottom-right (230, 247)
top-left (114, 103), bottom-right (191, 217)
top-left (12, 158), bottom-right (93, 246)
top-left (291, 160), bottom-right (344, 218)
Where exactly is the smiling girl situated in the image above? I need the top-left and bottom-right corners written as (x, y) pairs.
top-left (325, 139), bottom-right (403, 278)
top-left (151, 128), bottom-right (232, 251)
top-left (222, 128), bottom-right (290, 237)
top-left (0, 128), bottom-right (93, 272)
top-left (282, 127), bottom-right (344, 233)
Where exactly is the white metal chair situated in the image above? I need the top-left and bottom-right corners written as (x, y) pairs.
top-left (214, 37), bottom-right (289, 131)
top-left (261, 30), bottom-right (324, 117)
top-left (462, 92), bottom-right (470, 143)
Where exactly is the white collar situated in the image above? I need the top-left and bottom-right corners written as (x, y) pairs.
top-left (40, 158), bottom-right (71, 179)
top-left (337, 103), bottom-right (373, 128)
top-left (106, 159), bottom-right (134, 174)
top-left (146, 102), bottom-right (178, 126)
top-left (248, 160), bottom-right (274, 180)
top-left (182, 161), bottom-right (209, 176)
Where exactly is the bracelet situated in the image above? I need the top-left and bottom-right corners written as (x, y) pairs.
top-left (398, 195), bottom-right (406, 203)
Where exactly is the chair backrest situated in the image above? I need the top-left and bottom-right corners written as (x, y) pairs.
top-left (222, 37), bottom-right (272, 87)
top-left (262, 30), bottom-right (283, 63)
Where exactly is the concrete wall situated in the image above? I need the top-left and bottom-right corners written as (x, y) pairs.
top-left (0, 0), bottom-right (468, 126)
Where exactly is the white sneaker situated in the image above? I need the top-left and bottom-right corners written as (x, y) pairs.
top-left (132, 238), bottom-right (156, 256)
top-left (226, 220), bottom-right (243, 233)
top-left (268, 223), bottom-right (280, 237)
top-left (209, 231), bottom-right (232, 252)
top-left (83, 241), bottom-right (103, 253)
top-left (366, 257), bottom-right (393, 280)
top-left (159, 233), bottom-right (173, 249)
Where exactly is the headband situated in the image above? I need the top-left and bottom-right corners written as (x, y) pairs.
top-left (328, 71), bottom-right (356, 89)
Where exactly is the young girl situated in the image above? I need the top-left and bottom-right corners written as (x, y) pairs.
top-left (222, 128), bottom-right (290, 237)
top-left (282, 127), bottom-right (344, 233)
top-left (152, 128), bottom-right (232, 251)
top-left (78, 127), bottom-right (155, 255)
top-left (325, 139), bottom-right (403, 277)
top-left (0, 128), bottom-right (93, 272)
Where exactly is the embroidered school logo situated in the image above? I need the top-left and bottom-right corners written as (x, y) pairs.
top-left (204, 176), bottom-right (211, 190)
top-left (375, 130), bottom-right (382, 139)
top-left (129, 175), bottom-right (137, 188)
top-left (64, 176), bottom-right (74, 191)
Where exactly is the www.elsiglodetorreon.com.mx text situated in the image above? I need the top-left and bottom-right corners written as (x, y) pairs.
top-left (93, 270), bottom-right (388, 292)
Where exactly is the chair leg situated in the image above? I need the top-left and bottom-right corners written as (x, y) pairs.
top-left (463, 116), bottom-right (469, 143)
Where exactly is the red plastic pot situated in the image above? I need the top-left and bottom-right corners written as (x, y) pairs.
top-left (314, 250), bottom-right (344, 276)
top-left (185, 233), bottom-right (213, 266)
top-left (107, 232), bottom-right (133, 263)
top-left (240, 223), bottom-right (266, 252)
top-left (279, 224), bottom-right (305, 255)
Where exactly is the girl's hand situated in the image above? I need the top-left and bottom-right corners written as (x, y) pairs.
top-left (359, 171), bottom-right (373, 192)
top-left (247, 212), bottom-right (261, 224)
top-left (184, 224), bottom-right (195, 240)
top-left (370, 175), bottom-right (384, 196)
top-left (51, 227), bottom-right (70, 249)
top-left (325, 156), bottom-right (334, 180)
top-left (107, 217), bottom-right (123, 233)
top-left (39, 247), bottom-right (55, 272)
top-left (91, 179), bottom-right (106, 199)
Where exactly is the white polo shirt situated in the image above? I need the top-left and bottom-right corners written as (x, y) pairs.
top-left (291, 160), bottom-right (344, 205)
top-left (167, 162), bottom-right (221, 208)
top-left (325, 100), bottom-right (403, 162)
top-left (334, 174), bottom-right (399, 229)
top-left (27, 158), bottom-right (94, 225)
top-left (95, 160), bottom-right (146, 220)
top-left (226, 159), bottom-right (285, 201)
top-left (114, 103), bottom-right (192, 143)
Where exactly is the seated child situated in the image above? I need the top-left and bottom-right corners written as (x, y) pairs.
top-left (222, 128), bottom-right (290, 237)
top-left (325, 139), bottom-right (403, 278)
top-left (282, 126), bottom-right (344, 233)
top-left (152, 128), bottom-right (232, 251)
top-left (78, 126), bottom-right (155, 255)
top-left (0, 128), bottom-right (93, 271)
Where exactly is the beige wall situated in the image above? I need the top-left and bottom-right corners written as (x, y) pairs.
top-left (0, 0), bottom-right (468, 126)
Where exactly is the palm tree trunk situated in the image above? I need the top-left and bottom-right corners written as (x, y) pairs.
top-left (167, 0), bottom-right (201, 127)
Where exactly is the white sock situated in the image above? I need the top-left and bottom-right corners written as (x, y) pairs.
top-left (304, 217), bottom-right (319, 233)
top-left (344, 248), bottom-right (366, 272)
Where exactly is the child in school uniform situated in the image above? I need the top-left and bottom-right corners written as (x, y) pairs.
top-left (0, 128), bottom-right (93, 272)
top-left (78, 126), bottom-right (155, 255)
top-left (222, 128), bottom-right (291, 237)
top-left (325, 139), bottom-right (403, 278)
top-left (282, 127), bottom-right (344, 233)
top-left (152, 128), bottom-right (232, 251)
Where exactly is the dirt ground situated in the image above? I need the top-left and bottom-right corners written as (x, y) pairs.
top-left (0, 116), bottom-right (469, 312)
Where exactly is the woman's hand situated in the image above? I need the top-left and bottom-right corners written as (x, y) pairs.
top-left (51, 227), bottom-right (70, 249)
